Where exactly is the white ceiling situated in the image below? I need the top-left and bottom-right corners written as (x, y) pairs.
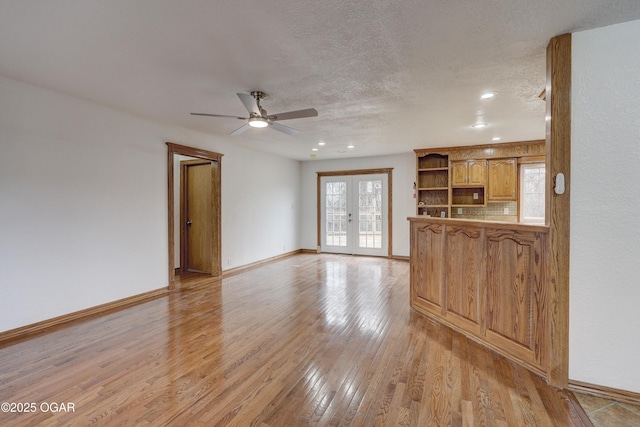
top-left (1, 1), bottom-right (639, 161)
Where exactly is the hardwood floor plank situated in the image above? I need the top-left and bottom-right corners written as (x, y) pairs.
top-left (0, 254), bottom-right (591, 426)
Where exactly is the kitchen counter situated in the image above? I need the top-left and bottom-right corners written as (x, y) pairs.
top-left (408, 215), bottom-right (549, 232)
top-left (408, 216), bottom-right (552, 380)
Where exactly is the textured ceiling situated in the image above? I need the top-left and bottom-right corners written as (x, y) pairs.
top-left (1, 1), bottom-right (639, 160)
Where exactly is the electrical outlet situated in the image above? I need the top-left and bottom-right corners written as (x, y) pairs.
top-left (457, 208), bottom-right (462, 214)
top-left (504, 207), bottom-right (509, 215)
top-left (473, 193), bottom-right (479, 200)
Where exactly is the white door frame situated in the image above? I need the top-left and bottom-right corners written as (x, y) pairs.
top-left (317, 168), bottom-right (392, 257)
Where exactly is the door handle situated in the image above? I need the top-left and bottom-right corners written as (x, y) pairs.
top-left (187, 220), bottom-right (193, 226)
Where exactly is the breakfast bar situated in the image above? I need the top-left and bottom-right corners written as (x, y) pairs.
top-left (408, 216), bottom-right (551, 378)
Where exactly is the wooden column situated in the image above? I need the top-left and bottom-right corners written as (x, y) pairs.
top-left (545, 34), bottom-right (571, 388)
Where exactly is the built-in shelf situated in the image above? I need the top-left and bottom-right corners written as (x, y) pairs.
top-left (451, 187), bottom-right (485, 206)
top-left (416, 153), bottom-right (451, 218)
top-left (418, 167), bottom-right (449, 172)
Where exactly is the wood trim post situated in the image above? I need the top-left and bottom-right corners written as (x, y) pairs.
top-left (545, 34), bottom-right (571, 388)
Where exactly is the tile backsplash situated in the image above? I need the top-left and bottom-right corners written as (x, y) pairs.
top-left (451, 201), bottom-right (518, 222)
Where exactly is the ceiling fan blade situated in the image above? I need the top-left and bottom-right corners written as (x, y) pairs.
top-left (237, 93), bottom-right (260, 115)
top-left (229, 124), bottom-right (251, 136)
top-left (191, 113), bottom-right (245, 119)
top-left (270, 122), bottom-right (299, 136)
top-left (268, 108), bottom-right (318, 121)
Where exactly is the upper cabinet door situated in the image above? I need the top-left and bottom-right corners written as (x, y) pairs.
top-left (488, 158), bottom-right (517, 201)
top-left (467, 160), bottom-right (487, 186)
top-left (451, 160), bottom-right (486, 186)
top-left (451, 161), bottom-right (468, 186)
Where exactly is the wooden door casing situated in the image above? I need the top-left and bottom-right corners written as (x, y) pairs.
top-left (167, 142), bottom-right (223, 289)
top-left (317, 168), bottom-right (393, 258)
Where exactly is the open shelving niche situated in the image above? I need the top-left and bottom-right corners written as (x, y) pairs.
top-left (451, 187), bottom-right (486, 207)
top-left (416, 153), bottom-right (450, 218)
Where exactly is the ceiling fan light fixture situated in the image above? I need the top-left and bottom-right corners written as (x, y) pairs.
top-left (248, 117), bottom-right (269, 128)
top-left (192, 92), bottom-right (316, 136)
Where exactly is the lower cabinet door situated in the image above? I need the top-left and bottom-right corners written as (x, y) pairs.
top-left (410, 222), bottom-right (445, 315)
top-left (485, 229), bottom-right (547, 366)
top-left (445, 225), bottom-right (485, 334)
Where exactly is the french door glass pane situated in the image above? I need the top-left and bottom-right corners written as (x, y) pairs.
top-left (358, 179), bottom-right (382, 249)
top-left (325, 181), bottom-right (347, 246)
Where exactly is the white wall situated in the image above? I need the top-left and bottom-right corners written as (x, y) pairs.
top-left (300, 153), bottom-right (415, 257)
top-left (571, 20), bottom-right (640, 393)
top-left (0, 75), bottom-right (300, 332)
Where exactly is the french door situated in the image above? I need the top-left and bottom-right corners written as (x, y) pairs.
top-left (320, 173), bottom-right (388, 257)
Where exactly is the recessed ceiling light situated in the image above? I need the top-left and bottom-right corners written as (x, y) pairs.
top-left (471, 123), bottom-right (488, 128)
top-left (492, 137), bottom-right (501, 141)
top-left (318, 141), bottom-right (326, 146)
top-left (480, 93), bottom-right (495, 99)
top-left (312, 148), bottom-right (318, 151)
top-left (347, 144), bottom-right (355, 149)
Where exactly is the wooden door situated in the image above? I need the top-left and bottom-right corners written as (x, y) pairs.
top-left (488, 158), bottom-right (517, 201)
top-left (181, 160), bottom-right (213, 273)
top-left (450, 161), bottom-right (468, 186)
top-left (467, 160), bottom-right (486, 186)
top-left (410, 222), bottom-right (445, 315)
top-left (485, 229), bottom-right (546, 365)
top-left (445, 225), bottom-right (485, 334)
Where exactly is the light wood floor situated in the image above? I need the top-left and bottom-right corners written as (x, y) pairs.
top-left (0, 254), bottom-right (591, 426)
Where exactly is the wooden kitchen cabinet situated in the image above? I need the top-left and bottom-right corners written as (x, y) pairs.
top-left (409, 217), bottom-right (550, 380)
top-left (488, 158), bottom-right (517, 201)
top-left (451, 161), bottom-right (467, 186)
top-left (444, 225), bottom-right (485, 334)
top-left (451, 160), bottom-right (486, 187)
top-left (451, 160), bottom-right (486, 207)
top-left (410, 222), bottom-right (445, 315)
top-left (485, 227), bottom-right (547, 367)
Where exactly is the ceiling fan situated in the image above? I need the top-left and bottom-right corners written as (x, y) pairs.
top-left (191, 91), bottom-right (318, 136)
